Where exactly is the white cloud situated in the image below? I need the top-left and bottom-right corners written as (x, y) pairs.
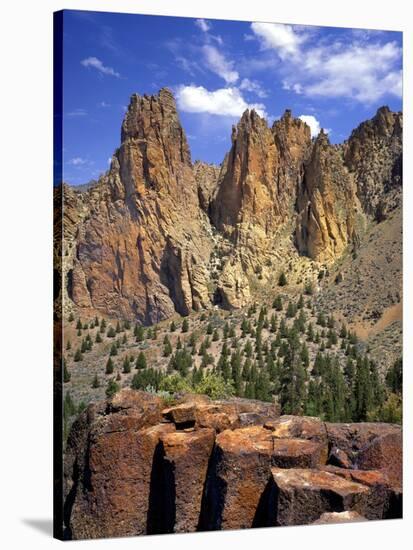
top-left (251, 22), bottom-right (306, 59)
top-left (67, 157), bottom-right (88, 166)
top-left (66, 108), bottom-right (87, 117)
top-left (176, 85), bottom-right (267, 118)
top-left (282, 81), bottom-right (303, 94)
top-left (298, 115), bottom-right (325, 138)
top-left (195, 19), bottom-right (210, 33)
top-left (302, 42), bottom-right (402, 103)
top-left (202, 45), bottom-right (239, 84)
top-left (250, 22), bottom-right (402, 104)
top-left (240, 78), bottom-right (268, 98)
top-left (81, 56), bottom-right (120, 78)
top-left (98, 101), bottom-right (110, 108)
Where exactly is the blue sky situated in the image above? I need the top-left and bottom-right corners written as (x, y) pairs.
top-left (60, 10), bottom-right (402, 185)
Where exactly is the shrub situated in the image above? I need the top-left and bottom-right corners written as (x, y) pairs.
top-left (105, 378), bottom-right (120, 398)
top-left (194, 372), bottom-right (234, 400)
top-left (159, 373), bottom-right (192, 394)
top-left (278, 272), bottom-right (287, 286)
top-left (105, 357), bottom-right (114, 375)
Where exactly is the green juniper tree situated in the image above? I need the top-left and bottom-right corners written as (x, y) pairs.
top-left (105, 357), bottom-right (114, 375)
top-left (63, 359), bottom-right (71, 383)
top-left (136, 352), bottom-right (147, 370)
top-left (278, 272), bottom-right (287, 287)
top-left (106, 378), bottom-right (120, 398)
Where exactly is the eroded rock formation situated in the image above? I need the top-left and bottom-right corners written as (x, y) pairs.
top-left (56, 89), bottom-right (402, 322)
top-left (63, 390), bottom-right (402, 539)
top-left (65, 89), bottom-right (213, 324)
top-left (295, 131), bottom-right (364, 262)
top-left (343, 106), bottom-right (402, 219)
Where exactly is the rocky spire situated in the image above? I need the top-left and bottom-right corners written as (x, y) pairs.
top-left (343, 106), bottom-right (402, 218)
top-left (295, 130), bottom-right (364, 262)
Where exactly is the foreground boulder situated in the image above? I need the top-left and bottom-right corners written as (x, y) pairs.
top-left (159, 428), bottom-right (215, 533)
top-left (202, 426), bottom-right (326, 530)
top-left (268, 468), bottom-right (370, 526)
top-left (63, 391), bottom-right (403, 539)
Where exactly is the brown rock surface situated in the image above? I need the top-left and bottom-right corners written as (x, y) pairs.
top-left (264, 414), bottom-right (328, 463)
top-left (296, 130), bottom-right (365, 262)
top-left (160, 428), bottom-right (215, 533)
top-left (268, 468), bottom-right (370, 526)
top-left (68, 88), bottom-right (212, 324)
top-left (162, 403), bottom-right (196, 426)
top-left (357, 431), bottom-right (402, 491)
top-left (343, 106), bottom-right (402, 218)
top-left (193, 160), bottom-right (221, 213)
top-left (319, 465), bottom-right (393, 520)
top-left (64, 390), bottom-right (174, 539)
top-left (59, 90), bottom-right (402, 322)
top-left (325, 422), bottom-right (401, 466)
top-left (203, 426), bottom-right (325, 530)
top-left (64, 391), bottom-right (403, 538)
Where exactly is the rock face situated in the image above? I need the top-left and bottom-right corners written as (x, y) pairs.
top-left (343, 106), bottom-right (402, 219)
top-left (66, 89), bottom-right (213, 324)
top-left (193, 160), bottom-right (220, 213)
top-left (58, 89), bottom-right (402, 322)
top-left (63, 391), bottom-right (402, 539)
top-left (296, 131), bottom-right (364, 262)
top-left (210, 110), bottom-right (312, 299)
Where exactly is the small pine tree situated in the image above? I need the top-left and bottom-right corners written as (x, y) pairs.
top-left (63, 359), bottom-right (71, 383)
top-left (68, 312), bottom-right (74, 322)
top-left (273, 296), bottom-right (283, 311)
top-left (116, 321), bottom-right (121, 333)
top-left (123, 356), bottom-right (131, 374)
top-left (107, 326), bottom-right (116, 338)
top-left (106, 378), bottom-right (119, 398)
top-left (286, 301), bottom-right (296, 318)
top-left (304, 282), bottom-right (314, 295)
top-left (163, 336), bottom-right (173, 357)
top-left (81, 339), bottom-right (87, 354)
top-left (170, 320), bottom-right (177, 332)
top-left (76, 319), bottom-right (83, 330)
top-left (95, 331), bottom-right (102, 343)
top-left (94, 316), bottom-right (99, 327)
top-left (182, 318), bottom-right (189, 333)
top-left (92, 374), bottom-right (100, 388)
top-left (136, 352), bottom-right (147, 370)
top-left (122, 333), bottom-right (127, 345)
top-left (100, 318), bottom-right (107, 333)
top-left (105, 357), bottom-right (114, 374)
top-left (206, 323), bottom-right (213, 335)
top-left (278, 272), bottom-right (287, 287)
top-left (212, 329), bottom-right (219, 342)
top-left (135, 325), bottom-right (145, 342)
top-left (66, 340), bottom-right (71, 351)
top-left (110, 343), bottom-right (118, 356)
top-left (74, 348), bottom-right (83, 362)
